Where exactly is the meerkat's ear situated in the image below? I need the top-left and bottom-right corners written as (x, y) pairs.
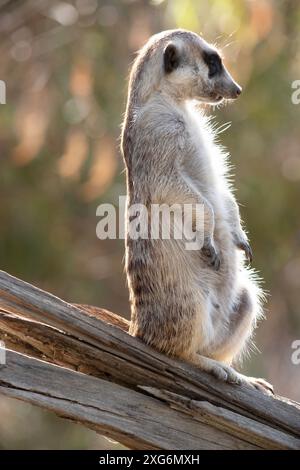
top-left (163, 43), bottom-right (180, 73)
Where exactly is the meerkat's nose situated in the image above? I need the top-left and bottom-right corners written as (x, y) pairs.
top-left (233, 84), bottom-right (242, 98)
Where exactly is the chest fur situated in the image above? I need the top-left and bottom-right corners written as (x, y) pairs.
top-left (181, 106), bottom-right (222, 199)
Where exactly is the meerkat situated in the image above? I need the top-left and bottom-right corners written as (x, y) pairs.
top-left (121, 29), bottom-right (273, 393)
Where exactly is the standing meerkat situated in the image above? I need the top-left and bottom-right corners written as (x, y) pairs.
top-left (121, 29), bottom-right (272, 393)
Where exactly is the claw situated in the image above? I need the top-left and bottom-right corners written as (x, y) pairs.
top-left (213, 254), bottom-right (221, 271)
top-left (237, 240), bottom-right (253, 263)
top-left (239, 374), bottom-right (274, 395)
top-left (201, 241), bottom-right (221, 271)
top-left (252, 378), bottom-right (274, 395)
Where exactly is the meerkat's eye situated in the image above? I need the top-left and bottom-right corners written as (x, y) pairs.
top-left (203, 51), bottom-right (223, 78)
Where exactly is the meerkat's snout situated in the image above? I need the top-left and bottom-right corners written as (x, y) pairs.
top-left (213, 69), bottom-right (242, 102)
top-left (225, 75), bottom-right (242, 100)
top-left (198, 46), bottom-right (242, 103)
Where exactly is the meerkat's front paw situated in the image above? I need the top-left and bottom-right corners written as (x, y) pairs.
top-left (237, 240), bottom-right (253, 263)
top-left (201, 239), bottom-right (221, 271)
top-left (233, 232), bottom-right (253, 263)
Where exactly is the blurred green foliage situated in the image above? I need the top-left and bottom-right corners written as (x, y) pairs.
top-left (0, 0), bottom-right (299, 449)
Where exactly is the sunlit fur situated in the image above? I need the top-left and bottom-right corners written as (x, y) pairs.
top-left (121, 30), bottom-right (271, 392)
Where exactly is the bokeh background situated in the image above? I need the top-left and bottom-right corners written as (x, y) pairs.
top-left (0, 0), bottom-right (299, 449)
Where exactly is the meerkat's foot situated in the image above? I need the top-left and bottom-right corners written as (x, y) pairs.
top-left (189, 354), bottom-right (242, 384)
top-left (201, 240), bottom-right (221, 271)
top-left (239, 374), bottom-right (274, 395)
top-left (188, 355), bottom-right (274, 394)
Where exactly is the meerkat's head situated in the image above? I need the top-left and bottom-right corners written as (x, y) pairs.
top-left (129, 29), bottom-right (241, 105)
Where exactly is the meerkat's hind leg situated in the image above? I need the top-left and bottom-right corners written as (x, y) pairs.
top-left (187, 353), bottom-right (243, 385)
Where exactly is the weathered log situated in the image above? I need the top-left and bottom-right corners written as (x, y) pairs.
top-left (0, 270), bottom-right (299, 449)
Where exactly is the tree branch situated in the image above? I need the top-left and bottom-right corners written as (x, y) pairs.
top-left (0, 270), bottom-right (299, 449)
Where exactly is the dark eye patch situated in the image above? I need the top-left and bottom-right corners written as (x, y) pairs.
top-left (202, 51), bottom-right (223, 78)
